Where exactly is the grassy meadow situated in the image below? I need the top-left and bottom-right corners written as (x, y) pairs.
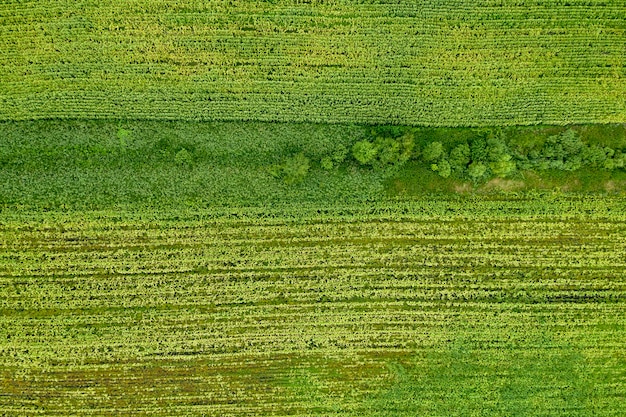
top-left (1, 199), bottom-right (626, 415)
top-left (1, 120), bottom-right (626, 209)
top-left (1, 0), bottom-right (624, 124)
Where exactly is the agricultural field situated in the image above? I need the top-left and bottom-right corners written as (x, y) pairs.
top-left (3, 0), bottom-right (626, 414)
top-left (1, 198), bottom-right (626, 415)
top-left (1, 0), bottom-right (625, 125)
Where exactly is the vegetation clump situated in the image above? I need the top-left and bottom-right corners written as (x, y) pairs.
top-left (269, 152), bottom-right (311, 185)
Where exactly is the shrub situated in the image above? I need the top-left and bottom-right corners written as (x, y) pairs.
top-left (468, 161), bottom-right (487, 181)
top-left (352, 140), bottom-right (378, 165)
top-left (612, 151), bottom-right (626, 169)
top-left (321, 156), bottom-right (334, 171)
top-left (174, 148), bottom-right (193, 166)
top-left (486, 135), bottom-right (509, 163)
top-left (352, 134), bottom-right (414, 169)
top-left (117, 128), bottom-right (131, 151)
top-left (422, 141), bottom-right (444, 162)
top-left (374, 134), bottom-right (413, 167)
top-left (560, 129), bottom-right (584, 155)
top-left (449, 143), bottom-right (470, 171)
top-left (470, 136), bottom-right (488, 162)
top-left (581, 145), bottom-right (609, 167)
top-left (437, 159), bottom-right (452, 178)
top-left (332, 144), bottom-right (349, 165)
top-left (489, 155), bottom-right (516, 178)
top-left (280, 152), bottom-right (310, 185)
top-left (375, 137), bottom-right (402, 167)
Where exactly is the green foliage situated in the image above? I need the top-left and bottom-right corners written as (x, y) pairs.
top-left (486, 132), bottom-right (509, 163)
top-left (365, 336), bottom-right (594, 417)
top-left (468, 161), bottom-right (487, 181)
top-left (470, 135), bottom-right (488, 162)
top-left (352, 133), bottom-right (414, 170)
top-left (373, 133), bottom-right (414, 168)
top-left (174, 148), bottom-right (193, 167)
top-left (321, 156), bottom-right (334, 171)
top-left (489, 155), bottom-right (517, 178)
top-left (352, 140), bottom-right (378, 165)
top-left (449, 143), bottom-right (471, 171)
top-left (332, 144), bottom-right (349, 165)
top-left (2, 121), bottom-right (626, 209)
top-left (436, 159), bottom-right (451, 178)
top-left (117, 128), bottom-right (131, 149)
top-left (422, 141), bottom-right (444, 162)
top-left (272, 152), bottom-right (310, 185)
top-left (581, 145), bottom-right (610, 167)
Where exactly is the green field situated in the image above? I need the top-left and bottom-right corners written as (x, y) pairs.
top-left (2, 199), bottom-right (626, 415)
top-left (1, 0), bottom-right (624, 125)
top-left (3, 0), bottom-right (626, 414)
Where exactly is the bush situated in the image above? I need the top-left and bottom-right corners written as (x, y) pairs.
top-left (374, 133), bottom-right (414, 168)
top-left (612, 151), bottom-right (626, 169)
top-left (468, 161), bottom-right (487, 181)
top-left (437, 159), bottom-right (451, 178)
top-left (489, 154), bottom-right (516, 178)
top-left (321, 156), bottom-right (334, 171)
top-left (560, 129), bottom-right (584, 155)
top-left (352, 140), bottom-right (378, 165)
top-left (174, 148), bottom-right (193, 166)
top-left (281, 153), bottom-right (310, 185)
top-left (375, 137), bottom-right (402, 167)
top-left (422, 141), bottom-right (444, 162)
top-left (486, 134), bottom-right (509, 163)
top-left (332, 144), bottom-right (349, 165)
top-left (270, 153), bottom-right (310, 185)
top-left (449, 143), bottom-right (470, 171)
top-left (581, 145), bottom-right (609, 167)
top-left (352, 133), bottom-right (414, 170)
top-left (117, 128), bottom-right (131, 148)
top-left (470, 136), bottom-right (488, 162)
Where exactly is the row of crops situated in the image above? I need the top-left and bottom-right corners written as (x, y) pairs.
top-left (1, 0), bottom-right (624, 124)
top-left (1, 198), bottom-right (625, 415)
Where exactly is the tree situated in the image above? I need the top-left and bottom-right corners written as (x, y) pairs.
top-left (487, 136), bottom-right (509, 163)
top-left (352, 134), bottom-right (414, 169)
top-left (320, 156), bottom-right (334, 171)
top-left (422, 141), bottom-right (444, 162)
top-left (437, 159), bottom-right (452, 178)
top-left (470, 136), bottom-right (488, 162)
top-left (449, 143), bottom-right (470, 171)
top-left (373, 133), bottom-right (414, 168)
top-left (468, 162), bottom-right (487, 181)
top-left (332, 144), bottom-right (349, 165)
top-left (489, 154), bottom-right (516, 178)
top-left (560, 129), bottom-right (584, 156)
top-left (581, 145), bottom-right (609, 167)
top-left (375, 137), bottom-right (402, 167)
top-left (174, 148), bottom-right (193, 167)
top-left (352, 140), bottom-right (378, 165)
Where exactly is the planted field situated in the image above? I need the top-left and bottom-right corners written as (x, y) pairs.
top-left (2, 198), bottom-right (626, 415)
top-left (1, 0), bottom-right (624, 125)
